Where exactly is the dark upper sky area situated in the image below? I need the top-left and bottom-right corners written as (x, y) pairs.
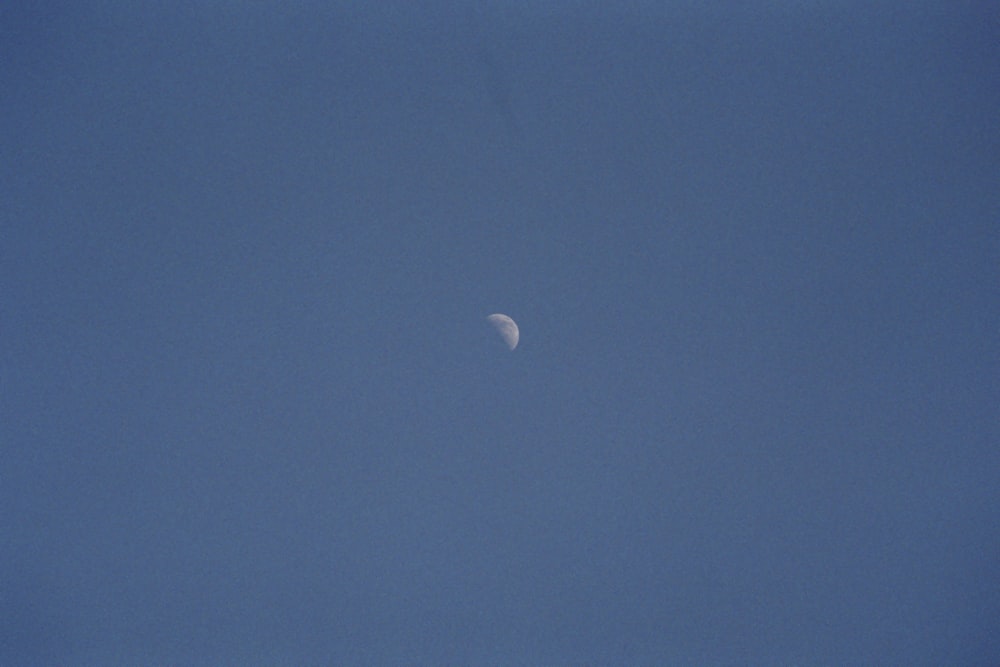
top-left (3, 2), bottom-right (998, 665)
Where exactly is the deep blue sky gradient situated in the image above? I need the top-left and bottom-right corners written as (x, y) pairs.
top-left (3, 2), bottom-right (998, 664)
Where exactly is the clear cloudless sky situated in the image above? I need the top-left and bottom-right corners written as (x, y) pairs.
top-left (2, 2), bottom-right (998, 664)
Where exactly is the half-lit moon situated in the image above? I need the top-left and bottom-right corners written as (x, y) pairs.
top-left (486, 313), bottom-right (519, 350)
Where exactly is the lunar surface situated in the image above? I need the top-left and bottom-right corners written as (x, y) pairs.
top-left (487, 313), bottom-right (519, 350)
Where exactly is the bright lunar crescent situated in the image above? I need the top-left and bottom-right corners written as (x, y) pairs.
top-left (487, 313), bottom-right (519, 350)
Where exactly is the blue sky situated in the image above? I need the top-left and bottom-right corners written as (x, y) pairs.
top-left (3, 2), bottom-right (998, 664)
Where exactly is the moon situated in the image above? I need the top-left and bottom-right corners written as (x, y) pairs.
top-left (486, 313), bottom-right (519, 350)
